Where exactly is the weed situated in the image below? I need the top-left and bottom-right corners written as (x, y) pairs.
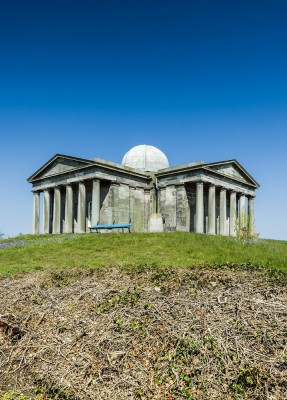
top-left (0, 392), bottom-right (29, 400)
top-left (95, 287), bottom-right (141, 314)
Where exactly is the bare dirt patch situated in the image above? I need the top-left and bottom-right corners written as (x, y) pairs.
top-left (0, 266), bottom-right (286, 399)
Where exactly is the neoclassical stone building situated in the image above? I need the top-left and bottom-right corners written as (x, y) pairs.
top-left (28, 145), bottom-right (259, 235)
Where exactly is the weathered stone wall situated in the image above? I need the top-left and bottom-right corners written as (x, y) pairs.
top-left (133, 187), bottom-right (145, 232)
top-left (144, 190), bottom-right (152, 232)
top-left (186, 184), bottom-right (196, 232)
top-left (99, 182), bottom-right (111, 225)
top-left (163, 185), bottom-right (176, 231)
top-left (176, 185), bottom-right (188, 232)
top-left (114, 184), bottom-right (130, 224)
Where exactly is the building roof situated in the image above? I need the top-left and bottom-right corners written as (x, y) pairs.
top-left (122, 145), bottom-right (169, 172)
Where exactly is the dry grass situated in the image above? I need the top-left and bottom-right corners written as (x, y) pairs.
top-left (0, 265), bottom-right (286, 399)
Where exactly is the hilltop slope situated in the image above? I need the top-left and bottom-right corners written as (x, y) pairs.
top-left (0, 233), bottom-right (286, 399)
top-left (0, 232), bottom-right (286, 276)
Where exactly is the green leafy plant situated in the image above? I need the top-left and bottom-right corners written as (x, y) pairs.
top-left (0, 392), bottom-right (30, 400)
top-left (234, 209), bottom-right (259, 241)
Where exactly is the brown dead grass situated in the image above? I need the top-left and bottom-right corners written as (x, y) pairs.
top-left (0, 266), bottom-right (286, 399)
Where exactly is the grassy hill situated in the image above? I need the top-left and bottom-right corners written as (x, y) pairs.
top-left (0, 232), bottom-right (287, 277)
top-left (0, 233), bottom-right (286, 400)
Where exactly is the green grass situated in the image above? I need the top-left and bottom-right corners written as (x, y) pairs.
top-left (0, 232), bottom-right (286, 277)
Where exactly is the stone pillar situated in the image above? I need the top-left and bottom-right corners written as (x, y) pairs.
top-left (229, 191), bottom-right (237, 236)
top-left (208, 185), bottom-right (216, 234)
top-left (239, 194), bottom-right (246, 215)
top-left (32, 192), bottom-right (40, 234)
top-left (248, 196), bottom-right (255, 234)
top-left (91, 179), bottom-right (100, 226)
top-left (239, 194), bottom-right (246, 229)
top-left (176, 184), bottom-right (187, 231)
top-left (43, 190), bottom-right (51, 234)
top-left (77, 182), bottom-right (86, 233)
top-left (195, 182), bottom-right (204, 233)
top-left (220, 188), bottom-right (227, 235)
top-left (52, 187), bottom-right (61, 234)
top-left (64, 185), bottom-right (73, 233)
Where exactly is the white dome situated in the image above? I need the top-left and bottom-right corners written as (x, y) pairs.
top-left (122, 145), bottom-right (169, 172)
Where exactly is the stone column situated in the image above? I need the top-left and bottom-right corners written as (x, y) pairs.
top-left (32, 192), bottom-right (40, 234)
top-left (64, 185), bottom-right (73, 233)
top-left (91, 179), bottom-right (100, 226)
top-left (239, 194), bottom-right (246, 229)
top-left (208, 185), bottom-right (216, 234)
top-left (239, 194), bottom-right (246, 215)
top-left (220, 188), bottom-right (227, 235)
top-left (176, 184), bottom-right (187, 231)
top-left (195, 182), bottom-right (204, 233)
top-left (248, 196), bottom-right (255, 234)
top-left (77, 182), bottom-right (86, 233)
top-left (229, 191), bottom-right (237, 236)
top-left (52, 187), bottom-right (61, 234)
top-left (43, 190), bottom-right (51, 234)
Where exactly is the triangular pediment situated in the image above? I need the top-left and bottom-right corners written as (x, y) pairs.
top-left (28, 154), bottom-right (94, 182)
top-left (205, 160), bottom-right (259, 187)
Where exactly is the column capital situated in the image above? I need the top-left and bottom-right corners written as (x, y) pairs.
top-left (196, 181), bottom-right (204, 187)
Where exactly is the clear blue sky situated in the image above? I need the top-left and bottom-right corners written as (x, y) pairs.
top-left (0, 0), bottom-right (286, 240)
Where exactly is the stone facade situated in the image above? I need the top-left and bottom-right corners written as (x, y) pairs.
top-left (28, 147), bottom-right (259, 235)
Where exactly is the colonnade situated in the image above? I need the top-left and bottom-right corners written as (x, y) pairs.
top-left (194, 182), bottom-right (254, 236)
top-left (32, 179), bottom-right (101, 234)
top-left (32, 179), bottom-right (255, 236)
